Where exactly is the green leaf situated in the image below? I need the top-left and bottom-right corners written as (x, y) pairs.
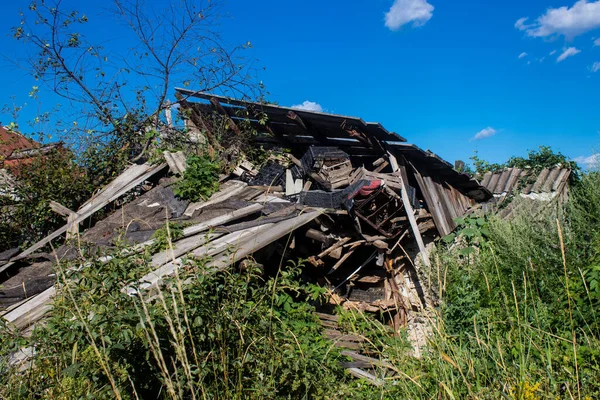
top-left (443, 233), bottom-right (456, 244)
top-left (459, 247), bottom-right (475, 256)
top-left (461, 228), bottom-right (477, 238)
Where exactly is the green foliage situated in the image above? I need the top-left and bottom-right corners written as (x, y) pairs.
top-left (506, 145), bottom-right (578, 172)
top-left (443, 214), bottom-right (489, 257)
top-left (470, 150), bottom-right (506, 175)
top-left (173, 155), bottom-right (220, 202)
top-left (430, 169), bottom-right (600, 398)
top-left (149, 223), bottom-right (184, 253)
top-left (0, 150), bottom-right (92, 251)
top-left (0, 247), bottom-right (348, 399)
top-left (470, 146), bottom-right (578, 177)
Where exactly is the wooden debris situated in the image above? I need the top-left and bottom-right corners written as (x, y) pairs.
top-left (184, 180), bottom-right (248, 217)
top-left (163, 151), bottom-right (187, 175)
top-left (1, 162), bottom-right (167, 273)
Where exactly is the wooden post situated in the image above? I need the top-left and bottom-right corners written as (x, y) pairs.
top-left (49, 201), bottom-right (79, 239)
top-left (387, 157), bottom-right (432, 268)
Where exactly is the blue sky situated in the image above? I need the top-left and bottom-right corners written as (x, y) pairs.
top-left (1, 0), bottom-right (599, 168)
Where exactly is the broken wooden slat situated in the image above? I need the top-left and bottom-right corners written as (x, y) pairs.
top-left (397, 170), bottom-right (431, 267)
top-left (3, 287), bottom-right (56, 331)
top-left (317, 237), bottom-right (351, 259)
top-left (98, 203), bottom-right (263, 264)
top-left (129, 225), bottom-right (270, 294)
top-left (49, 201), bottom-right (75, 217)
top-left (3, 163), bottom-right (167, 271)
top-left (328, 249), bottom-right (356, 274)
top-left (49, 201), bottom-right (79, 239)
top-left (163, 151), bottom-right (187, 175)
top-left (184, 180), bottom-right (248, 217)
top-left (341, 350), bottom-right (396, 370)
top-left (207, 210), bottom-right (323, 271)
top-left (346, 368), bottom-right (384, 386)
top-left (183, 203), bottom-right (263, 237)
top-left (150, 232), bottom-right (220, 267)
top-left (316, 312), bottom-right (339, 322)
top-left (410, 164), bottom-right (452, 236)
top-left (373, 160), bottom-right (389, 173)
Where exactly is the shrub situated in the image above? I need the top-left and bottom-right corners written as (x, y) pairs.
top-left (0, 149), bottom-right (92, 251)
top-left (173, 155), bottom-right (220, 202)
top-left (0, 247), bottom-right (348, 399)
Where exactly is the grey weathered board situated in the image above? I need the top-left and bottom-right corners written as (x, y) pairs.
top-left (0, 162), bottom-right (167, 274)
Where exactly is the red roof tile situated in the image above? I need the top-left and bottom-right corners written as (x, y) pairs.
top-left (0, 127), bottom-right (40, 158)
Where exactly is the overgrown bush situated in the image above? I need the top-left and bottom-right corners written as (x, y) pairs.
top-left (0, 247), bottom-right (349, 399)
top-left (470, 146), bottom-right (578, 176)
top-left (428, 172), bottom-right (600, 398)
top-left (0, 149), bottom-right (92, 251)
top-left (174, 155), bottom-right (220, 202)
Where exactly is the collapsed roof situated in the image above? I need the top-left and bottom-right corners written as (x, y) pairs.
top-left (176, 89), bottom-right (491, 233)
top-left (2, 91), bottom-right (495, 377)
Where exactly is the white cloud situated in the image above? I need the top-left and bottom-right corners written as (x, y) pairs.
top-left (515, 17), bottom-right (532, 31)
top-left (575, 154), bottom-right (600, 168)
top-left (595, 37), bottom-right (600, 45)
top-left (550, 50), bottom-right (557, 55)
top-left (385, 0), bottom-right (434, 30)
top-left (518, 52), bottom-right (528, 59)
top-left (291, 100), bottom-right (323, 112)
top-left (515, 0), bottom-right (600, 39)
top-left (557, 47), bottom-right (582, 61)
top-left (591, 61), bottom-right (600, 71)
top-left (473, 127), bottom-right (497, 140)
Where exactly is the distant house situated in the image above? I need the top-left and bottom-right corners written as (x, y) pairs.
top-left (0, 126), bottom-right (63, 171)
top-left (0, 127), bottom-right (63, 197)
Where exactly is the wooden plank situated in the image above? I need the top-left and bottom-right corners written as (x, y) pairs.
top-left (163, 151), bottom-right (187, 175)
top-left (341, 350), bottom-right (396, 370)
top-left (129, 225), bottom-right (269, 294)
top-left (150, 232), bottom-right (220, 267)
top-left (428, 175), bottom-right (456, 233)
top-left (316, 312), bottom-right (339, 322)
top-left (49, 201), bottom-right (75, 217)
top-left (77, 163), bottom-right (150, 214)
top-left (49, 201), bottom-right (79, 239)
top-left (3, 163), bottom-right (167, 269)
top-left (421, 174), bottom-right (453, 236)
top-left (399, 179), bottom-right (431, 267)
top-left (98, 203), bottom-right (263, 264)
top-left (3, 287), bottom-right (56, 330)
top-left (328, 249), bottom-right (355, 274)
top-left (207, 210), bottom-right (322, 271)
top-left (346, 368), bottom-right (384, 386)
top-left (408, 163), bottom-right (446, 236)
top-left (184, 180), bottom-right (248, 217)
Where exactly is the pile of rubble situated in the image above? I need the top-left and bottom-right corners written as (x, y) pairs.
top-left (1, 92), bottom-right (492, 378)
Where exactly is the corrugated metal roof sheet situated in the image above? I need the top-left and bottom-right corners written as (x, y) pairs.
top-left (480, 166), bottom-right (571, 199)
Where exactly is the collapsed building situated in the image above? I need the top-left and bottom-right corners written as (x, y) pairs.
top-left (0, 91), bottom-right (492, 378)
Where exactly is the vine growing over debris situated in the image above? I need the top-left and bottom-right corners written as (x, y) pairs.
top-left (469, 146), bottom-right (579, 177)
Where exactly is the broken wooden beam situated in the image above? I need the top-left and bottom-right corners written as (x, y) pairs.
top-left (2, 162), bottom-right (167, 272)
